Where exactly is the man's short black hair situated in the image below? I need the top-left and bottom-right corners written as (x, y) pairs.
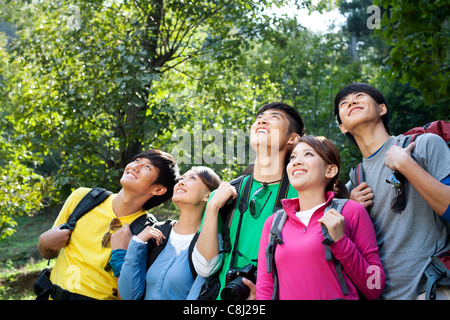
top-left (132, 149), bottom-right (180, 210)
top-left (256, 102), bottom-right (305, 137)
top-left (333, 82), bottom-right (390, 145)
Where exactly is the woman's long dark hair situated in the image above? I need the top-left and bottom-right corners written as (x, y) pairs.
top-left (297, 136), bottom-right (349, 199)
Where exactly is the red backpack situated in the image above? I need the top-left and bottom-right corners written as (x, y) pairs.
top-left (403, 120), bottom-right (450, 146)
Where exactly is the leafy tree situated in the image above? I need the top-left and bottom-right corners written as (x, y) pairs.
top-left (158, 17), bottom-right (366, 181)
top-left (0, 0), bottom-right (306, 193)
top-left (0, 33), bottom-right (48, 238)
top-left (374, 0), bottom-right (449, 110)
top-left (339, 0), bottom-right (449, 136)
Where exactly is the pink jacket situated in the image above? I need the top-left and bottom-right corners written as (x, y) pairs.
top-left (256, 192), bottom-right (385, 300)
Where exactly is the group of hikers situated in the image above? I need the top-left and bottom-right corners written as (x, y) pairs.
top-left (35, 82), bottom-right (450, 300)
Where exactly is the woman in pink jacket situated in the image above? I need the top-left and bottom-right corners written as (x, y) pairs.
top-left (256, 136), bottom-right (385, 300)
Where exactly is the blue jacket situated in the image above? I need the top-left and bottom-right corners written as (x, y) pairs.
top-left (118, 237), bottom-right (206, 300)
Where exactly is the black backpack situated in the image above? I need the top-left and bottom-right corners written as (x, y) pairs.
top-left (146, 220), bottom-right (199, 278)
top-left (126, 219), bottom-right (200, 300)
top-left (265, 198), bottom-right (349, 300)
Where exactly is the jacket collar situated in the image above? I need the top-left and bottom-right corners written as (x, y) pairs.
top-left (280, 191), bottom-right (335, 218)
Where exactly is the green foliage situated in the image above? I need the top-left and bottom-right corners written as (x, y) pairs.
top-left (0, 159), bottom-right (47, 238)
top-left (147, 16), bottom-right (366, 181)
top-left (373, 0), bottom-right (450, 109)
top-left (0, 0), bottom-right (314, 192)
top-left (0, 32), bottom-right (51, 238)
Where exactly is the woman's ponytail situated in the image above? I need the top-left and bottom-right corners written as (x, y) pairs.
top-left (332, 179), bottom-right (349, 199)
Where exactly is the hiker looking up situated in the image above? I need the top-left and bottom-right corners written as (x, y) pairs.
top-left (194, 102), bottom-right (305, 300)
top-left (37, 150), bottom-right (179, 300)
top-left (334, 82), bottom-right (450, 300)
top-left (116, 167), bottom-right (221, 300)
top-left (256, 136), bottom-right (385, 300)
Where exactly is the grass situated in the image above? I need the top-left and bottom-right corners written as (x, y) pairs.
top-left (0, 259), bottom-right (55, 300)
top-left (0, 205), bottom-right (59, 300)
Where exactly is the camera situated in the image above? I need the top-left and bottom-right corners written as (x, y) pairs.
top-left (221, 263), bottom-right (257, 300)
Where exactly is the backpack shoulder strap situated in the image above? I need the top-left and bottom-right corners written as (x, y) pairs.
top-left (188, 232), bottom-right (200, 279)
top-left (273, 171), bottom-right (290, 213)
top-left (218, 175), bottom-right (246, 255)
top-left (146, 220), bottom-right (176, 270)
top-left (397, 133), bottom-right (423, 148)
top-left (322, 199), bottom-right (349, 296)
top-left (238, 173), bottom-right (253, 214)
top-left (218, 175), bottom-right (246, 225)
top-left (265, 209), bottom-right (287, 274)
top-left (238, 171), bottom-right (290, 214)
top-left (321, 199), bottom-right (349, 246)
top-left (145, 220), bottom-right (199, 279)
top-left (349, 162), bottom-right (364, 188)
top-left (396, 134), bottom-right (412, 147)
top-left (129, 213), bottom-right (158, 235)
top-left (349, 132), bottom-right (424, 189)
top-left (232, 171), bottom-right (289, 270)
top-left (424, 253), bottom-right (450, 300)
top-left (265, 208), bottom-right (288, 300)
top-left (60, 187), bottom-right (112, 230)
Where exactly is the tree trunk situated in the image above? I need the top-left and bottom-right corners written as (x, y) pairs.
top-left (120, 0), bottom-right (164, 167)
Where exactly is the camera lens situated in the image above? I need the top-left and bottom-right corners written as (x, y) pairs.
top-left (221, 276), bottom-right (250, 300)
